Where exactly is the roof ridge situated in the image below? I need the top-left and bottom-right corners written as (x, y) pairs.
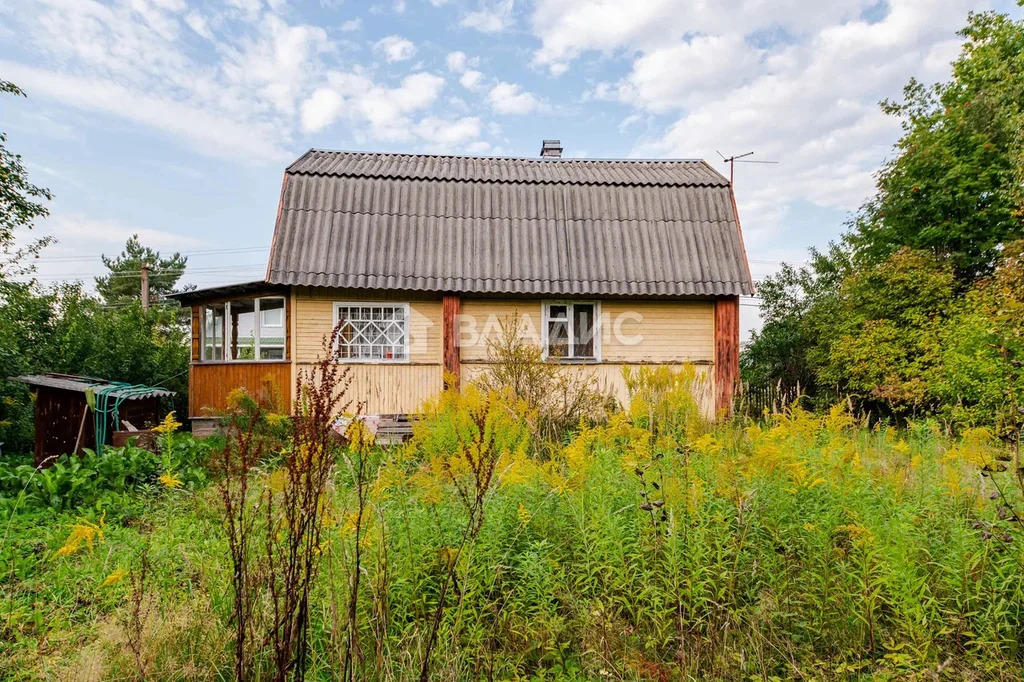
top-left (301, 148), bottom-right (708, 164)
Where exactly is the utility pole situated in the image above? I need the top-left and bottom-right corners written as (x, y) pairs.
top-left (141, 263), bottom-right (150, 312)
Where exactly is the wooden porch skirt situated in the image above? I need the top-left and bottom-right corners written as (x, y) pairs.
top-left (188, 362), bottom-right (292, 418)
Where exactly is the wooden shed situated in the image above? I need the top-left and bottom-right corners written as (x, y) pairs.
top-left (11, 374), bottom-right (173, 467)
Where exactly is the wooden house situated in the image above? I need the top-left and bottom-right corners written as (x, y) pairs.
top-left (171, 143), bottom-right (754, 430)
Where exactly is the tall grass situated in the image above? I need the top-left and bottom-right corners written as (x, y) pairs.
top-left (2, 372), bottom-right (1024, 680)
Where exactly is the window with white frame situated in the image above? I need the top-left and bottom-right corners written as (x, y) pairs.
top-left (543, 302), bottom-right (599, 361)
top-left (333, 303), bottom-right (409, 362)
top-left (200, 296), bottom-right (286, 362)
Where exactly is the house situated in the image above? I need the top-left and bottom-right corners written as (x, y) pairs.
top-left (171, 142), bottom-right (754, 431)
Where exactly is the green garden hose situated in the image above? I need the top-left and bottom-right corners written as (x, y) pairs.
top-left (87, 382), bottom-right (167, 454)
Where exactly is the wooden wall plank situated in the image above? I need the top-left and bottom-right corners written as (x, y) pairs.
top-left (714, 296), bottom-right (740, 417)
top-left (188, 362), bottom-right (292, 418)
top-left (190, 306), bottom-right (200, 361)
top-left (442, 294), bottom-right (460, 389)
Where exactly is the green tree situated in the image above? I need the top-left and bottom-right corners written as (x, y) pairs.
top-left (930, 240), bottom-right (1024, 432)
top-left (0, 79), bottom-right (52, 278)
top-left (95, 235), bottom-right (188, 306)
top-left (819, 249), bottom-right (956, 417)
top-left (740, 243), bottom-right (851, 397)
top-left (850, 11), bottom-right (1024, 281)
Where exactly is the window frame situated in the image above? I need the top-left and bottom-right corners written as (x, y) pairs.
top-left (198, 295), bottom-right (287, 363)
top-left (332, 301), bottom-right (412, 364)
top-left (541, 301), bottom-right (601, 363)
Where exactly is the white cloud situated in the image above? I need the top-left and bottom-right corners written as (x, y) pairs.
top-left (459, 69), bottom-right (484, 90)
top-left (184, 11), bottom-right (213, 40)
top-left (301, 87), bottom-right (345, 132)
top-left (339, 18), bottom-right (362, 32)
top-left (461, 0), bottom-right (515, 33)
top-left (1, 1), bottom-right (336, 162)
top-left (374, 35), bottom-right (417, 62)
top-left (0, 60), bottom-right (293, 162)
top-left (487, 81), bottom-right (542, 115)
top-left (528, 0), bottom-right (986, 249)
top-left (46, 214), bottom-right (208, 250)
top-left (298, 71), bottom-right (450, 142)
top-left (412, 116), bottom-right (482, 146)
top-left (446, 50), bottom-right (468, 71)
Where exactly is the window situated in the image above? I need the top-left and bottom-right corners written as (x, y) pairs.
top-left (333, 303), bottom-right (409, 362)
top-left (257, 298), bottom-right (285, 360)
top-left (202, 303), bottom-right (225, 361)
top-left (543, 302), bottom-right (599, 361)
top-left (199, 296), bottom-right (286, 362)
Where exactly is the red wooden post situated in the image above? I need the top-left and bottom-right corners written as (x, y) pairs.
top-left (714, 296), bottom-right (740, 417)
top-left (442, 294), bottom-right (461, 390)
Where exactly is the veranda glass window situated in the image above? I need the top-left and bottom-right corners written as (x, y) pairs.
top-left (333, 303), bottom-right (409, 362)
top-left (544, 302), bottom-right (598, 361)
top-left (202, 303), bottom-right (225, 361)
top-left (199, 297), bottom-right (286, 362)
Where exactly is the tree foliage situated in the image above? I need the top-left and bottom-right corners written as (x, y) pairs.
top-left (849, 12), bottom-right (1024, 280)
top-left (0, 79), bottom-right (53, 277)
top-left (0, 282), bottom-right (189, 453)
top-left (741, 10), bottom-right (1024, 429)
top-left (95, 234), bottom-right (188, 306)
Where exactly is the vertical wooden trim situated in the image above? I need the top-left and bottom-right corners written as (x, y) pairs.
top-left (714, 296), bottom-right (740, 417)
top-left (190, 306), bottom-right (200, 362)
top-left (284, 291), bottom-right (292, 362)
top-left (289, 288), bottom-right (298, 416)
top-left (442, 293), bottom-right (461, 390)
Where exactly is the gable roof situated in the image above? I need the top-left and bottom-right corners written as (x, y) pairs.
top-left (266, 150), bottom-right (754, 297)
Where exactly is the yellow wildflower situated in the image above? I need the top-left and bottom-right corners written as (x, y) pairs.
top-left (153, 411), bottom-right (181, 435)
top-left (100, 568), bottom-right (128, 588)
top-left (53, 512), bottom-right (106, 559)
top-left (266, 412), bottom-right (290, 428)
top-left (158, 471), bottom-right (183, 488)
top-left (517, 502), bottom-right (532, 525)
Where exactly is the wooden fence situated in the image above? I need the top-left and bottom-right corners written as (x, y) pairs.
top-left (735, 380), bottom-right (804, 419)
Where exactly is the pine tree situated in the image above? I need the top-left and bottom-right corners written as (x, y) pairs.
top-left (95, 235), bottom-right (188, 306)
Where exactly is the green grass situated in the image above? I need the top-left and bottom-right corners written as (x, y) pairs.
top-left (2, 404), bottom-right (1023, 680)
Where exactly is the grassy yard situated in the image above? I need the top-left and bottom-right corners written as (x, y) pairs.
top-left (2, 384), bottom-right (1023, 680)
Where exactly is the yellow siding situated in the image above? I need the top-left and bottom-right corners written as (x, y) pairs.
top-left (293, 288), bottom-right (442, 365)
top-left (459, 299), bottom-right (543, 362)
top-left (458, 298), bottom-right (714, 364)
top-left (462, 362), bottom-right (715, 419)
top-left (601, 300), bottom-right (714, 363)
top-left (289, 290), bottom-right (716, 416)
top-left (335, 364), bottom-right (445, 415)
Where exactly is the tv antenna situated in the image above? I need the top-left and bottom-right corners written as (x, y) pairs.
top-left (717, 151), bottom-right (779, 186)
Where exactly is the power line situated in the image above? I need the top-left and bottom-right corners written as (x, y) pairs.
top-left (33, 245), bottom-right (270, 264)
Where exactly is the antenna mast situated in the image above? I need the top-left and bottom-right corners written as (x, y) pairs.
top-left (716, 150), bottom-right (779, 186)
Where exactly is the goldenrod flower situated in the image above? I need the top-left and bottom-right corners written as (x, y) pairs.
top-left (100, 568), bottom-right (128, 588)
top-left (159, 471), bottom-right (183, 488)
top-left (153, 411), bottom-right (182, 434)
top-left (517, 502), bottom-right (532, 525)
top-left (53, 512), bottom-right (106, 558)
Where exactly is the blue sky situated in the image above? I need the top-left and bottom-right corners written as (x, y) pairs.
top-left (1, 0), bottom-right (1020, 341)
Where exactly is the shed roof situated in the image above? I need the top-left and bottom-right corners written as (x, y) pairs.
top-left (267, 150), bottom-right (754, 297)
top-left (11, 374), bottom-right (174, 400)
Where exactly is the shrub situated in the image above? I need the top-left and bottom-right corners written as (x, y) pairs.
top-left (475, 314), bottom-right (613, 449)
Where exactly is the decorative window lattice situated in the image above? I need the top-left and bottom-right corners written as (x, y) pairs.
top-left (335, 304), bottom-right (408, 361)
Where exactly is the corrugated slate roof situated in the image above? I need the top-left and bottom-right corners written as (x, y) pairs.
top-left (267, 150), bottom-right (754, 297)
top-left (12, 374), bottom-right (175, 399)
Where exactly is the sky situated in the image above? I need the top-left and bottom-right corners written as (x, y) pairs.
top-left (1, 0), bottom-right (1021, 342)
